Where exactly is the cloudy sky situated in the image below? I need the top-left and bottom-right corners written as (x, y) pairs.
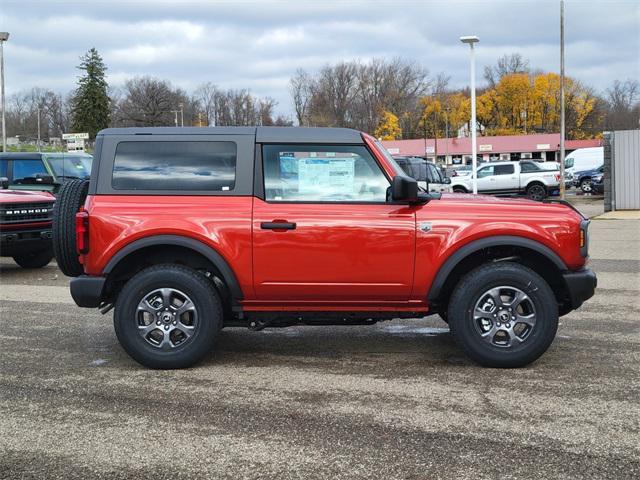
top-left (1, 0), bottom-right (639, 118)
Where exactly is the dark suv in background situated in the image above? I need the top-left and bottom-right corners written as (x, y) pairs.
top-left (0, 152), bottom-right (92, 194)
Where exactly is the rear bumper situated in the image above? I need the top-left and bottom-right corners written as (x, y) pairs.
top-left (70, 275), bottom-right (106, 308)
top-left (562, 268), bottom-right (597, 310)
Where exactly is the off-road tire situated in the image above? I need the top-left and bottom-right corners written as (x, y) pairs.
top-left (13, 248), bottom-right (54, 269)
top-left (114, 264), bottom-right (223, 369)
top-left (52, 179), bottom-right (89, 277)
top-left (448, 262), bottom-right (558, 368)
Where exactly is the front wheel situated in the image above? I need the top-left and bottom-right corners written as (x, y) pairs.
top-left (448, 262), bottom-right (558, 368)
top-left (114, 264), bottom-right (223, 369)
top-left (580, 178), bottom-right (592, 193)
top-left (453, 186), bottom-right (468, 193)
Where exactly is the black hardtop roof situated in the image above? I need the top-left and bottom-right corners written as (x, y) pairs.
top-left (97, 126), bottom-right (364, 144)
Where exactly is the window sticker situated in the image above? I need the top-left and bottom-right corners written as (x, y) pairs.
top-left (298, 158), bottom-right (355, 194)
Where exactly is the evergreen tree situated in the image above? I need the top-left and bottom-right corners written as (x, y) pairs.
top-left (71, 48), bottom-right (109, 138)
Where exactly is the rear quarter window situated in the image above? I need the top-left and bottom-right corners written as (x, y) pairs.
top-left (112, 141), bottom-right (236, 191)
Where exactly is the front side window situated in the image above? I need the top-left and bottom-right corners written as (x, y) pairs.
top-left (112, 141), bottom-right (236, 191)
top-left (409, 159), bottom-right (428, 182)
top-left (494, 164), bottom-right (515, 175)
top-left (12, 159), bottom-right (48, 184)
top-left (427, 163), bottom-right (443, 183)
top-left (0, 159), bottom-right (7, 178)
top-left (263, 145), bottom-right (389, 202)
top-left (477, 166), bottom-right (494, 178)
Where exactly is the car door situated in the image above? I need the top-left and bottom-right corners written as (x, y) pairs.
top-left (475, 165), bottom-right (495, 192)
top-left (492, 164), bottom-right (518, 191)
top-left (252, 143), bottom-right (416, 303)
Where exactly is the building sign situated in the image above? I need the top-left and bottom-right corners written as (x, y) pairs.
top-left (536, 143), bottom-right (550, 150)
top-left (62, 133), bottom-right (89, 140)
top-left (425, 146), bottom-right (435, 154)
top-left (63, 132), bottom-right (89, 152)
top-left (479, 144), bottom-right (492, 152)
top-left (387, 148), bottom-right (400, 154)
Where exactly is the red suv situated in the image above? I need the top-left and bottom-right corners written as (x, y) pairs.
top-left (53, 127), bottom-right (596, 369)
top-left (1, 181), bottom-right (55, 268)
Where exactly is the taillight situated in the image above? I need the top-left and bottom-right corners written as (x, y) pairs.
top-left (76, 210), bottom-right (89, 254)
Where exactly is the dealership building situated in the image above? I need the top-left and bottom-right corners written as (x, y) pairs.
top-left (382, 133), bottom-right (602, 165)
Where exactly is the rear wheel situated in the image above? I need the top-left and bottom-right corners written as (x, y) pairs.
top-left (526, 183), bottom-right (547, 201)
top-left (453, 186), bottom-right (468, 193)
top-left (114, 264), bottom-right (223, 369)
top-left (13, 248), bottom-right (54, 268)
top-left (52, 179), bottom-right (89, 277)
top-left (448, 262), bottom-right (558, 368)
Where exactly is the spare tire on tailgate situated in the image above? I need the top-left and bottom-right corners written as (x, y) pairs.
top-left (53, 179), bottom-right (89, 277)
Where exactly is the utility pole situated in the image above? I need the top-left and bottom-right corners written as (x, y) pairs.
top-left (559, 0), bottom-right (566, 199)
top-left (171, 110), bottom-right (179, 127)
top-left (0, 32), bottom-right (9, 153)
top-left (179, 103), bottom-right (184, 127)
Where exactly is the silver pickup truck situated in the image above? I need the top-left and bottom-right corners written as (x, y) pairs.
top-left (449, 160), bottom-right (561, 201)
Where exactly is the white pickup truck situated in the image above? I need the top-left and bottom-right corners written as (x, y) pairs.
top-left (449, 160), bottom-right (561, 201)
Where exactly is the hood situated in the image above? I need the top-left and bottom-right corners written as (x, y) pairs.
top-left (575, 166), bottom-right (602, 176)
top-left (428, 193), bottom-right (585, 219)
top-left (0, 189), bottom-right (55, 204)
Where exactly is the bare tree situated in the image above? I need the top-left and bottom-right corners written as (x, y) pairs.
top-left (194, 82), bottom-right (219, 126)
top-left (289, 69), bottom-right (313, 126)
top-left (292, 58), bottom-right (429, 137)
top-left (605, 79), bottom-right (640, 130)
top-left (484, 53), bottom-right (530, 87)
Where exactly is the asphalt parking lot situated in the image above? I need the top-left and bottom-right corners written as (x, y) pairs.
top-left (1, 199), bottom-right (638, 480)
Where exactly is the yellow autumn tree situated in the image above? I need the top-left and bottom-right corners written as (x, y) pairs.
top-left (417, 92), bottom-right (470, 138)
top-left (375, 110), bottom-right (402, 140)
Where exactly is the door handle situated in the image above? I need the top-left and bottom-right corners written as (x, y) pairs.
top-left (261, 221), bottom-right (296, 230)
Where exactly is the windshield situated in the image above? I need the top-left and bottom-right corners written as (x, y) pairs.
top-left (46, 154), bottom-right (92, 179)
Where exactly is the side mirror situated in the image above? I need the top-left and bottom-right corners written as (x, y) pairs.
top-left (444, 177), bottom-right (452, 184)
top-left (0, 177), bottom-right (9, 189)
top-left (391, 175), bottom-right (418, 203)
top-left (35, 174), bottom-right (55, 185)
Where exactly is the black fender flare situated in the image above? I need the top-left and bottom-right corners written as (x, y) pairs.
top-left (103, 235), bottom-right (243, 303)
top-left (427, 235), bottom-right (567, 302)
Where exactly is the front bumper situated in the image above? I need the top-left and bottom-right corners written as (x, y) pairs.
top-left (0, 228), bottom-right (52, 256)
top-left (562, 268), bottom-right (597, 310)
top-left (70, 275), bottom-right (106, 308)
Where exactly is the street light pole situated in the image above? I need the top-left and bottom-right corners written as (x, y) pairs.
top-left (0, 32), bottom-right (9, 153)
top-left (460, 35), bottom-right (479, 194)
top-left (559, 0), bottom-right (566, 199)
top-left (37, 105), bottom-right (41, 152)
top-left (179, 103), bottom-right (184, 127)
